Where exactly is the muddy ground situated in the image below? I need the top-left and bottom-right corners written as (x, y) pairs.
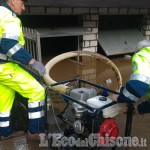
top-left (0, 54), bottom-right (149, 150)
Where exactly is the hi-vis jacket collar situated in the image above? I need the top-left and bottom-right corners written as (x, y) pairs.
top-left (1, 3), bottom-right (16, 16)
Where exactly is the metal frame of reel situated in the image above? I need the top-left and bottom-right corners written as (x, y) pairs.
top-left (44, 78), bottom-right (134, 149)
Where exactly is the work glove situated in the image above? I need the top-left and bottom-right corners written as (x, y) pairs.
top-left (30, 60), bottom-right (46, 76)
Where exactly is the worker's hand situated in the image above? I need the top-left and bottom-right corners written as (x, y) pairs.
top-left (108, 95), bottom-right (118, 102)
top-left (113, 95), bottom-right (118, 101)
top-left (30, 60), bottom-right (46, 76)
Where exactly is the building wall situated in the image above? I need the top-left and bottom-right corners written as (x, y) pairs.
top-left (142, 14), bottom-right (150, 40)
top-left (23, 6), bottom-right (150, 53)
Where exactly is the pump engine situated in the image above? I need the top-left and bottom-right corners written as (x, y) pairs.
top-left (57, 87), bottom-right (121, 148)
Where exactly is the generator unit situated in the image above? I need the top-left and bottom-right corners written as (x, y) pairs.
top-left (56, 81), bottom-right (121, 148)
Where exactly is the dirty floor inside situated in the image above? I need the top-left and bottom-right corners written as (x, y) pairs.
top-left (0, 55), bottom-right (149, 150)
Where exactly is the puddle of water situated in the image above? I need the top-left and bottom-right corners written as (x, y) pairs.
top-left (46, 56), bottom-right (126, 94)
top-left (0, 55), bottom-right (132, 150)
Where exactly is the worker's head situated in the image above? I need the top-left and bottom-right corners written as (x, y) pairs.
top-left (6, 0), bottom-right (28, 15)
top-left (135, 40), bottom-right (150, 52)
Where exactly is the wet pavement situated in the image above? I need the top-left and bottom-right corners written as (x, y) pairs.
top-left (0, 55), bottom-right (150, 150)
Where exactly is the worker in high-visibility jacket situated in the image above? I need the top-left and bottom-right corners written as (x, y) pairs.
top-left (117, 40), bottom-right (150, 114)
top-left (0, 0), bottom-right (46, 140)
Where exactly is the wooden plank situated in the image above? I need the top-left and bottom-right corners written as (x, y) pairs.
top-left (36, 31), bottom-right (42, 62)
top-left (36, 27), bottom-right (91, 38)
top-left (1, 0), bottom-right (150, 8)
top-left (23, 27), bottom-right (42, 62)
top-left (66, 59), bottom-right (84, 66)
top-left (24, 0), bottom-right (150, 8)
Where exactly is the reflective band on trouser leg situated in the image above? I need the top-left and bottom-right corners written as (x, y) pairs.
top-left (6, 43), bottom-right (22, 57)
top-left (28, 100), bottom-right (45, 108)
top-left (0, 113), bottom-right (12, 136)
top-left (0, 112), bottom-right (10, 127)
top-left (123, 88), bottom-right (139, 102)
top-left (28, 100), bottom-right (45, 133)
top-left (0, 84), bottom-right (15, 136)
top-left (0, 121), bottom-right (9, 127)
top-left (26, 76), bottom-right (45, 133)
top-left (0, 63), bottom-right (45, 133)
top-left (28, 110), bottom-right (44, 119)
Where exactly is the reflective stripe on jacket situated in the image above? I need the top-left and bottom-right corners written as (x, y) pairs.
top-left (0, 4), bottom-right (32, 65)
top-left (0, 6), bottom-right (25, 45)
top-left (122, 47), bottom-right (150, 102)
